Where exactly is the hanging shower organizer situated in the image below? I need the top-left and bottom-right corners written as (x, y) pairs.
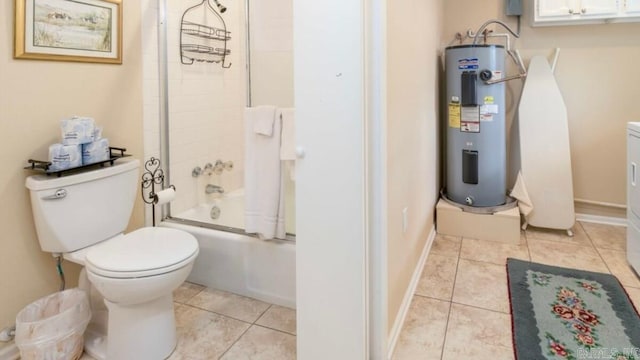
top-left (180, 0), bottom-right (232, 68)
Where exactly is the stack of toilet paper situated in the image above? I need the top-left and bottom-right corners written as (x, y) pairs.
top-left (48, 116), bottom-right (110, 171)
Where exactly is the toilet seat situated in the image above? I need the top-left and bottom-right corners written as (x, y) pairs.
top-left (85, 227), bottom-right (199, 279)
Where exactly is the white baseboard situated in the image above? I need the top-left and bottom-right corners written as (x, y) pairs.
top-left (0, 342), bottom-right (19, 360)
top-left (576, 213), bottom-right (627, 227)
top-left (386, 225), bottom-right (436, 360)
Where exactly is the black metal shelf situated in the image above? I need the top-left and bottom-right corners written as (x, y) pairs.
top-left (182, 43), bottom-right (230, 57)
top-left (25, 147), bottom-right (130, 178)
top-left (181, 21), bottom-right (231, 41)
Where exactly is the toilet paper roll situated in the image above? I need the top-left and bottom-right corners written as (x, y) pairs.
top-left (48, 143), bottom-right (82, 171)
top-left (61, 116), bottom-right (96, 145)
top-left (153, 187), bottom-right (176, 205)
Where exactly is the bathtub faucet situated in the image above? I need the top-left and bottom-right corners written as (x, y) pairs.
top-left (205, 184), bottom-right (225, 194)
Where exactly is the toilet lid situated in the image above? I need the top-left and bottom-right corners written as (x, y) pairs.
top-left (85, 227), bottom-right (198, 278)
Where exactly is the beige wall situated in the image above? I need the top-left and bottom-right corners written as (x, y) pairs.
top-left (445, 0), bottom-right (640, 216)
top-left (386, 0), bottom-right (444, 335)
top-left (0, 1), bottom-right (144, 329)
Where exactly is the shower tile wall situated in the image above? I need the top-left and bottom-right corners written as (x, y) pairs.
top-left (249, 0), bottom-right (294, 108)
top-left (141, 0), bottom-right (295, 232)
top-left (141, 0), bottom-right (247, 217)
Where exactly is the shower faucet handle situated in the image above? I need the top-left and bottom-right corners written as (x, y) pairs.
top-left (213, 160), bottom-right (225, 174)
top-left (210, 160), bottom-right (233, 174)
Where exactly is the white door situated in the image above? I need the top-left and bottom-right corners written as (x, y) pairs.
top-left (294, 0), bottom-right (368, 359)
top-left (581, 0), bottom-right (619, 15)
top-left (538, 0), bottom-right (578, 17)
top-left (624, 0), bottom-right (640, 14)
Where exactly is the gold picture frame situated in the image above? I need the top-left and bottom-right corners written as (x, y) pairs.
top-left (14, 0), bottom-right (122, 64)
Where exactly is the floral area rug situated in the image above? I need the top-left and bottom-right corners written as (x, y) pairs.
top-left (507, 258), bottom-right (640, 360)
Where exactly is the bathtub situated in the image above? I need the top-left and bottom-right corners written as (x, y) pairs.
top-left (162, 189), bottom-right (296, 308)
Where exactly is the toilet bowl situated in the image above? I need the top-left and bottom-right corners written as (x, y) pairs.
top-left (75, 227), bottom-right (198, 359)
top-left (25, 159), bottom-right (200, 360)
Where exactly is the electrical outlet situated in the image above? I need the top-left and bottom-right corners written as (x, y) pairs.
top-left (402, 207), bottom-right (408, 233)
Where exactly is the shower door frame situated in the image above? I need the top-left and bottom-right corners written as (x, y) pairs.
top-left (156, 0), bottom-right (293, 239)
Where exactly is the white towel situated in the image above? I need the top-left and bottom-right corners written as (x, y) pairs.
top-left (510, 171), bottom-right (534, 218)
top-left (279, 108), bottom-right (296, 160)
top-left (252, 106), bottom-right (277, 136)
top-left (244, 107), bottom-right (286, 240)
top-left (279, 108), bottom-right (296, 182)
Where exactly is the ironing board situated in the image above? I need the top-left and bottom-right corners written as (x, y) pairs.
top-left (517, 55), bottom-right (575, 233)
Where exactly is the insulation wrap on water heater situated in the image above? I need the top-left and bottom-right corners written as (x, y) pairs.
top-left (445, 45), bottom-right (506, 207)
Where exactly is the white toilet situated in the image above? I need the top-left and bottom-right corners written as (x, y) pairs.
top-left (25, 158), bottom-right (199, 360)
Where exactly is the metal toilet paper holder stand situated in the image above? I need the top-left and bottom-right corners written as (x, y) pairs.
top-left (141, 157), bottom-right (175, 226)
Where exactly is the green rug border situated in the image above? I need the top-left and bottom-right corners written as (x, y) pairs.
top-left (507, 258), bottom-right (640, 360)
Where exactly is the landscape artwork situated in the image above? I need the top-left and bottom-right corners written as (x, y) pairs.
top-left (15, 0), bottom-right (122, 64)
top-left (33, 0), bottom-right (112, 52)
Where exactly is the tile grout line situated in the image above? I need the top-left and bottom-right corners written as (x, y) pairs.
top-left (448, 300), bottom-right (511, 315)
top-left (217, 322), bottom-right (254, 360)
top-left (254, 304), bottom-right (273, 325)
top-left (170, 301), bottom-right (254, 360)
top-left (211, 300), bottom-right (273, 360)
top-left (526, 221), bottom-right (596, 249)
top-left (179, 302), bottom-right (260, 326)
top-left (174, 283), bottom-right (206, 304)
top-left (175, 294), bottom-right (297, 359)
top-left (524, 230), bottom-right (533, 263)
top-left (577, 221), bottom-right (598, 249)
top-left (252, 323), bottom-right (297, 337)
top-left (217, 308), bottom-right (296, 360)
top-left (439, 247), bottom-right (461, 360)
top-left (581, 220), bottom-right (618, 275)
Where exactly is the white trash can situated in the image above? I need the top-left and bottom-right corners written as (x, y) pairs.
top-left (15, 289), bottom-right (91, 360)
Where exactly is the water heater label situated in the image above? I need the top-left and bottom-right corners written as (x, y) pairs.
top-left (480, 104), bottom-right (499, 122)
top-left (460, 106), bottom-right (480, 133)
top-left (458, 58), bottom-right (479, 70)
top-left (448, 102), bottom-right (461, 128)
top-left (480, 104), bottom-right (499, 114)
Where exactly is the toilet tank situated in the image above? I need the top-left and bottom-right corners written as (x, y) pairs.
top-left (25, 159), bottom-right (140, 253)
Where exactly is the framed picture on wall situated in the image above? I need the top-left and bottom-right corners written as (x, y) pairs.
top-left (14, 0), bottom-right (122, 64)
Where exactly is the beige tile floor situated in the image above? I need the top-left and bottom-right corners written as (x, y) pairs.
top-left (51, 222), bottom-right (640, 359)
top-left (393, 221), bottom-right (640, 360)
top-left (79, 284), bottom-right (296, 360)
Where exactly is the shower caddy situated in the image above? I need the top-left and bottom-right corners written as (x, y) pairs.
top-left (180, 0), bottom-right (232, 68)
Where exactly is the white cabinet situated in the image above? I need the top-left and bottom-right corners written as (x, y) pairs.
top-left (533, 0), bottom-right (640, 25)
top-left (581, 0), bottom-right (619, 16)
top-left (538, 0), bottom-right (617, 17)
top-left (537, 0), bottom-right (576, 17)
top-left (625, 0), bottom-right (640, 14)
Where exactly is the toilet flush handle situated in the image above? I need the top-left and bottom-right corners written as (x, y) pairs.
top-left (42, 189), bottom-right (67, 200)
